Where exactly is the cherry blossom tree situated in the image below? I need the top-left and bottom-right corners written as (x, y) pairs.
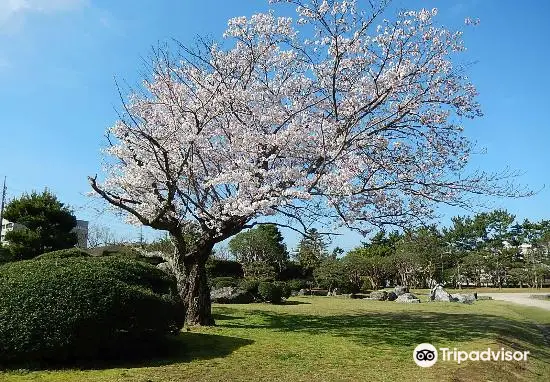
top-left (90, 0), bottom-right (524, 325)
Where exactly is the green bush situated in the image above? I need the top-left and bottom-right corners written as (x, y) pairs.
top-left (0, 256), bottom-right (184, 365)
top-left (258, 282), bottom-right (283, 304)
top-left (239, 279), bottom-right (260, 295)
top-left (273, 281), bottom-right (291, 299)
top-left (34, 248), bottom-right (91, 260)
top-left (287, 279), bottom-right (307, 291)
top-left (211, 276), bottom-right (240, 289)
top-left (206, 258), bottom-right (244, 278)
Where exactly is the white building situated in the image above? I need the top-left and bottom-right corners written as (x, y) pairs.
top-left (0, 219), bottom-right (25, 245)
top-left (0, 218), bottom-right (89, 249)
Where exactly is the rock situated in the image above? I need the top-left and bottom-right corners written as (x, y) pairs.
top-left (394, 286), bottom-right (409, 296)
top-left (430, 285), bottom-right (452, 302)
top-left (387, 291), bottom-right (398, 301)
top-left (395, 292), bottom-right (420, 303)
top-left (298, 288), bottom-right (307, 296)
top-left (370, 290), bottom-right (388, 301)
top-left (156, 262), bottom-right (174, 275)
top-left (452, 293), bottom-right (476, 304)
top-left (211, 287), bottom-right (254, 304)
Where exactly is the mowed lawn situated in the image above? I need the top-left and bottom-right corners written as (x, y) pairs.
top-left (1, 296), bottom-right (549, 382)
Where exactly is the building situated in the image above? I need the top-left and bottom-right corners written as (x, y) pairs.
top-left (74, 220), bottom-right (89, 249)
top-left (0, 218), bottom-right (89, 249)
top-left (0, 219), bottom-right (25, 245)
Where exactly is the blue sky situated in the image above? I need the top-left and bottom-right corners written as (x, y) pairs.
top-left (0, 0), bottom-right (548, 251)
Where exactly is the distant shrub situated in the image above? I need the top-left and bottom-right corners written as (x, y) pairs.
top-left (239, 279), bottom-right (260, 295)
top-left (0, 256), bottom-right (184, 365)
top-left (211, 277), bottom-right (240, 289)
top-left (206, 259), bottom-right (243, 278)
top-left (258, 282), bottom-right (283, 304)
top-left (35, 248), bottom-right (91, 260)
top-left (287, 279), bottom-right (307, 291)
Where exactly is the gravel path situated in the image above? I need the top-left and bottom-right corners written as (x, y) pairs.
top-left (478, 292), bottom-right (550, 311)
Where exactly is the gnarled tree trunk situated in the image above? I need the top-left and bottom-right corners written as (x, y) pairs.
top-left (173, 241), bottom-right (215, 326)
top-left (181, 257), bottom-right (214, 326)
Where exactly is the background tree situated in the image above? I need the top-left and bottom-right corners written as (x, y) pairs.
top-left (296, 228), bottom-right (329, 277)
top-left (90, 0), bottom-right (524, 325)
top-left (313, 258), bottom-right (347, 292)
top-left (229, 224), bottom-right (289, 278)
top-left (393, 226), bottom-right (444, 287)
top-left (87, 224), bottom-right (125, 248)
top-left (4, 190), bottom-right (77, 260)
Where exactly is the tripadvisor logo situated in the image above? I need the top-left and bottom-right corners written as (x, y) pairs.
top-left (413, 343), bottom-right (529, 367)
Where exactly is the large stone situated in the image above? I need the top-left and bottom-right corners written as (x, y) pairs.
top-left (395, 292), bottom-right (421, 303)
top-left (387, 291), bottom-right (398, 301)
top-left (452, 293), bottom-right (476, 304)
top-left (297, 288), bottom-right (307, 296)
top-left (394, 285), bottom-right (409, 296)
top-left (156, 262), bottom-right (174, 276)
top-left (211, 287), bottom-right (254, 304)
top-left (370, 290), bottom-right (388, 301)
top-left (430, 285), bottom-right (452, 302)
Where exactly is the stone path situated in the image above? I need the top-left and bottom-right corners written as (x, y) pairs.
top-left (477, 292), bottom-right (550, 311)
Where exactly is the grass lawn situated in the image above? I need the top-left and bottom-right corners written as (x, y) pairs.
top-left (1, 296), bottom-right (549, 382)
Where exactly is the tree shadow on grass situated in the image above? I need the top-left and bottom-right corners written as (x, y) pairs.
top-left (280, 300), bottom-right (311, 305)
top-left (1, 333), bottom-right (253, 372)
top-left (215, 307), bottom-right (550, 362)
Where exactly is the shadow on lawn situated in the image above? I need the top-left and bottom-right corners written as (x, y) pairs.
top-left (1, 333), bottom-right (253, 371)
top-left (215, 306), bottom-right (550, 362)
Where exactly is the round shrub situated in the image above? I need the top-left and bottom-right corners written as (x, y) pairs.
top-left (273, 281), bottom-right (291, 299)
top-left (239, 279), bottom-right (260, 295)
top-left (35, 248), bottom-right (91, 260)
top-left (0, 256), bottom-right (184, 365)
top-left (211, 276), bottom-right (240, 289)
top-left (258, 282), bottom-right (283, 304)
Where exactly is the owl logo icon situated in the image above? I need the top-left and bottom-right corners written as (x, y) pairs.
top-left (413, 343), bottom-right (438, 367)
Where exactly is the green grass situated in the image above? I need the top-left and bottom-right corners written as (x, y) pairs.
top-left (1, 297), bottom-right (549, 382)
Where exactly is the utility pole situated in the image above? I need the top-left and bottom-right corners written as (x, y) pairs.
top-left (0, 177), bottom-right (6, 245)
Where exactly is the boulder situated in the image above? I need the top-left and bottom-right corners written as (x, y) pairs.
top-left (297, 288), bottom-right (307, 296)
top-left (395, 292), bottom-right (421, 303)
top-left (211, 287), bottom-right (254, 304)
top-left (156, 261), bottom-right (174, 275)
top-left (387, 291), bottom-right (398, 301)
top-left (452, 293), bottom-right (476, 304)
top-left (370, 290), bottom-right (388, 301)
top-left (394, 285), bottom-right (409, 296)
top-left (430, 285), bottom-right (452, 302)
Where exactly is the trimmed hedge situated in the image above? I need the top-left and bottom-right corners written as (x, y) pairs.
top-left (206, 258), bottom-right (244, 278)
top-left (34, 248), bottom-right (91, 260)
top-left (211, 276), bottom-right (240, 289)
top-left (0, 256), bottom-right (184, 365)
top-left (239, 279), bottom-right (260, 295)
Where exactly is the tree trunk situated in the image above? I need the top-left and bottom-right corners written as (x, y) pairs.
top-left (180, 255), bottom-right (215, 326)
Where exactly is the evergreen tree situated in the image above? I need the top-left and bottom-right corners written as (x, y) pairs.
top-left (4, 190), bottom-right (77, 260)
